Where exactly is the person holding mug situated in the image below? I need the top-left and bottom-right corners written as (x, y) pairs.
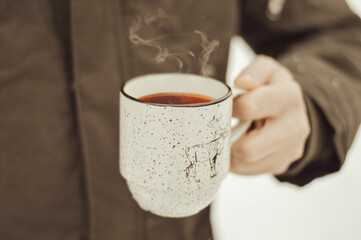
top-left (1, 0), bottom-right (361, 239)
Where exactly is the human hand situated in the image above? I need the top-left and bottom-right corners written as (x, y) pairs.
top-left (231, 55), bottom-right (311, 175)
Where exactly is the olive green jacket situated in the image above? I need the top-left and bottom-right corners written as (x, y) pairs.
top-left (1, 0), bottom-right (360, 239)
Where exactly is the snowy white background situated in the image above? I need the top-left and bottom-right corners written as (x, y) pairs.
top-left (212, 1), bottom-right (361, 239)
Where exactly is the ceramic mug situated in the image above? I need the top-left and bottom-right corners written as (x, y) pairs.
top-left (120, 73), bottom-right (250, 218)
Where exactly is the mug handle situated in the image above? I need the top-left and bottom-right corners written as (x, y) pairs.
top-left (230, 87), bottom-right (252, 144)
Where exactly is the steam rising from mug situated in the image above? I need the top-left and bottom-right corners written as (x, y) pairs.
top-left (128, 9), bottom-right (219, 76)
top-left (195, 30), bottom-right (219, 76)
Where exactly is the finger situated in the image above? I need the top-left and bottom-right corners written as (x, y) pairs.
top-left (232, 83), bottom-right (294, 120)
top-left (231, 111), bottom-right (301, 162)
top-left (231, 154), bottom-right (289, 176)
top-left (234, 55), bottom-right (280, 90)
top-left (233, 67), bottom-right (300, 120)
top-left (268, 65), bottom-right (294, 85)
top-left (230, 141), bottom-right (305, 176)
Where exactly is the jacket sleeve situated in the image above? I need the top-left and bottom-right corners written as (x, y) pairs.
top-left (239, 0), bottom-right (361, 186)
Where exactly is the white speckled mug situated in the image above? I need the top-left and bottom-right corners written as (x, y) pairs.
top-left (120, 73), bottom-right (250, 218)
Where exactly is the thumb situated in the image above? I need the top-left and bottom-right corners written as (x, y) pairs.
top-left (234, 55), bottom-right (280, 90)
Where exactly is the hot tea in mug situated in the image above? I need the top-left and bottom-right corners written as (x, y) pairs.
top-left (139, 92), bottom-right (214, 104)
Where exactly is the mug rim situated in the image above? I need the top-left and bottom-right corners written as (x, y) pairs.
top-left (120, 73), bottom-right (232, 108)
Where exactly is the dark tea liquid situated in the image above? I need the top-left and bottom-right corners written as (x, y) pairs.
top-left (139, 92), bottom-right (215, 104)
